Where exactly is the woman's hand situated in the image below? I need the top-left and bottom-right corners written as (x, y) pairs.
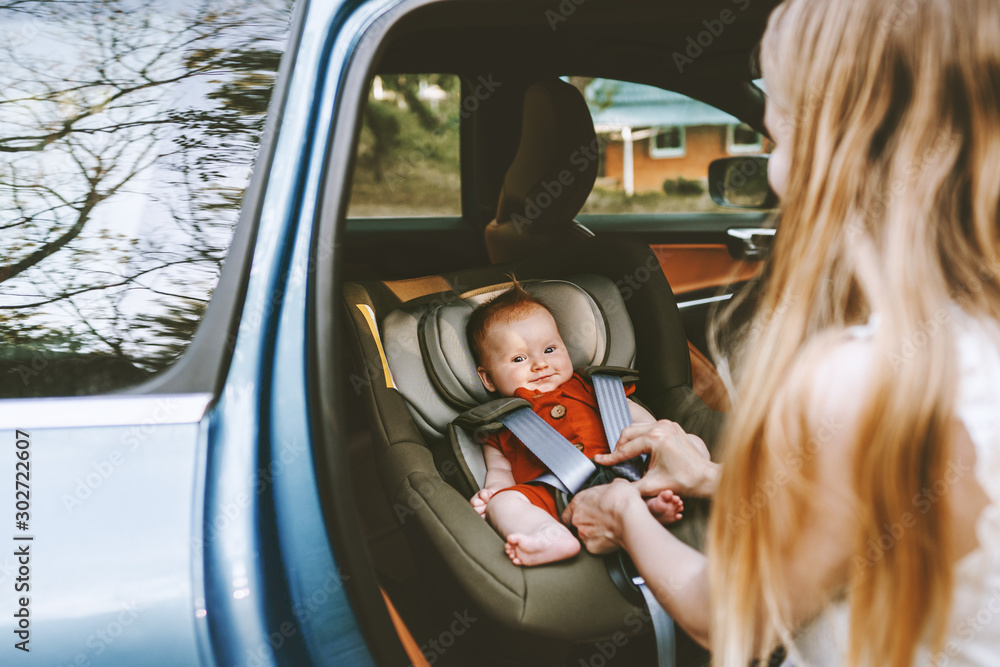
top-left (562, 479), bottom-right (646, 554)
top-left (595, 420), bottom-right (719, 498)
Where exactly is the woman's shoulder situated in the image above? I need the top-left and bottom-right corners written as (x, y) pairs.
top-left (950, 308), bottom-right (1000, 481)
top-left (951, 306), bottom-right (1000, 373)
top-left (807, 308), bottom-right (1000, 458)
top-left (803, 326), bottom-right (878, 429)
top-left (805, 307), bottom-right (999, 417)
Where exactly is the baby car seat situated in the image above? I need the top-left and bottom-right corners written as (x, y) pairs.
top-left (344, 238), bottom-right (723, 664)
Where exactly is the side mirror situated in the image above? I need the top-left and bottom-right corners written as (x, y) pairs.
top-left (708, 156), bottom-right (778, 209)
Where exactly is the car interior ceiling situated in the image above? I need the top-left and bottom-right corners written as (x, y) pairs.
top-left (376, 0), bottom-right (774, 123)
top-left (332, 1), bottom-right (778, 663)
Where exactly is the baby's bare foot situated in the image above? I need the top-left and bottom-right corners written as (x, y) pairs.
top-left (647, 490), bottom-right (684, 524)
top-left (505, 525), bottom-right (580, 566)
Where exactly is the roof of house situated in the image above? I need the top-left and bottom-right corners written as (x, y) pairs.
top-left (585, 78), bottom-right (743, 128)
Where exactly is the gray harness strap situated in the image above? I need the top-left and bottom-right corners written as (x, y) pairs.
top-left (497, 409), bottom-right (596, 493)
top-left (591, 372), bottom-right (632, 453)
top-left (591, 373), bottom-right (676, 667)
top-left (637, 575), bottom-right (677, 666)
top-left (522, 472), bottom-right (567, 494)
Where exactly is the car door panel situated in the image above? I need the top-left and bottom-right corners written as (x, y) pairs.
top-left (649, 244), bottom-right (762, 295)
top-left (0, 397), bottom-right (211, 666)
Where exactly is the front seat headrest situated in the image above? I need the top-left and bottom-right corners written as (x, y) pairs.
top-left (486, 79), bottom-right (599, 263)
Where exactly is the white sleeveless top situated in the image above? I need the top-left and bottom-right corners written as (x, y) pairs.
top-left (785, 309), bottom-right (1000, 666)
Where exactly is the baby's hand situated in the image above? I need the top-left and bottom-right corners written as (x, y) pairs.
top-left (470, 488), bottom-right (496, 518)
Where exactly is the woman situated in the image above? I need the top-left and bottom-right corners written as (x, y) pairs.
top-left (563, 0), bottom-right (1000, 664)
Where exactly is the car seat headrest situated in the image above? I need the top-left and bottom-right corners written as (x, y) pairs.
top-left (382, 275), bottom-right (635, 439)
top-left (485, 79), bottom-right (599, 264)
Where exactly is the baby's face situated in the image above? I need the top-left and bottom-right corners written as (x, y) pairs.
top-left (476, 306), bottom-right (574, 396)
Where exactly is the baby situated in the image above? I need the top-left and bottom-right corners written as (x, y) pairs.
top-left (467, 281), bottom-right (684, 566)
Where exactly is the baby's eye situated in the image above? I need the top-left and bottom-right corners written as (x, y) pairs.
top-left (512, 355), bottom-right (525, 363)
top-left (544, 346), bottom-right (555, 353)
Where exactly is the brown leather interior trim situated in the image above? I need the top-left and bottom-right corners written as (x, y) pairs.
top-left (651, 244), bottom-right (761, 295)
top-left (688, 341), bottom-right (731, 413)
top-left (380, 587), bottom-right (430, 666)
top-left (383, 276), bottom-right (452, 302)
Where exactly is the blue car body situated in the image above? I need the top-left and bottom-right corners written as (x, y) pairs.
top-left (0, 0), bottom-right (390, 663)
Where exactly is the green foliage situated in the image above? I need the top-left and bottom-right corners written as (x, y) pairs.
top-left (349, 74), bottom-right (461, 215)
top-left (662, 176), bottom-right (705, 196)
top-left (0, 0), bottom-right (295, 396)
top-left (581, 184), bottom-right (733, 214)
top-left (132, 297), bottom-right (211, 371)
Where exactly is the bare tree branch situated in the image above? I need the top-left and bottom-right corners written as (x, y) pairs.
top-left (1, 257), bottom-right (210, 308)
top-left (0, 0), bottom-right (294, 386)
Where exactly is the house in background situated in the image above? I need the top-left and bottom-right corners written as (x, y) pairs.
top-left (586, 79), bottom-right (769, 195)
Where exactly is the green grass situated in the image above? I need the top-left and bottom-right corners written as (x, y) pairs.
top-left (580, 185), bottom-right (732, 215)
top-left (347, 174), bottom-right (746, 218)
top-left (347, 161), bottom-right (461, 217)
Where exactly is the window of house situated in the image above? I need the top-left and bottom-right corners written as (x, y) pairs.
top-left (727, 123), bottom-right (765, 154)
top-left (649, 126), bottom-right (687, 159)
top-left (0, 0), bottom-right (297, 398)
top-left (346, 74), bottom-right (461, 218)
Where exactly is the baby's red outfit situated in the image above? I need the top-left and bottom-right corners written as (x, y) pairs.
top-left (484, 372), bottom-right (635, 519)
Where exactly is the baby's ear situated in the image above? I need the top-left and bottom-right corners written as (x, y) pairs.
top-left (477, 366), bottom-right (496, 392)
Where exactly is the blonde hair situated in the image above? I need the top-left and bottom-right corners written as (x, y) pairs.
top-left (708, 0), bottom-right (1000, 665)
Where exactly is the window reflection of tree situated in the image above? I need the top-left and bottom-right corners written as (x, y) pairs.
top-left (0, 0), bottom-right (293, 397)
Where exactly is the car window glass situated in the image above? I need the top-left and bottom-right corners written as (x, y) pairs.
top-left (0, 0), bottom-right (296, 398)
top-left (347, 74), bottom-right (461, 218)
top-left (580, 78), bottom-right (772, 214)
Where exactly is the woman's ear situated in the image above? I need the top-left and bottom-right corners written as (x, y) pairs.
top-left (477, 366), bottom-right (496, 392)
